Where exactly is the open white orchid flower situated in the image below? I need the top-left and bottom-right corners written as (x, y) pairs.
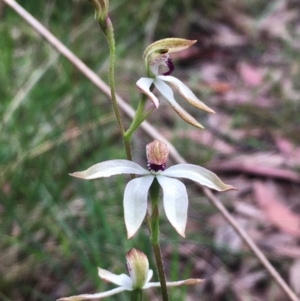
top-left (57, 248), bottom-right (203, 301)
top-left (70, 140), bottom-right (236, 238)
top-left (136, 38), bottom-right (215, 129)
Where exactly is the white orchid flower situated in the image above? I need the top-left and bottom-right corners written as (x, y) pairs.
top-left (136, 38), bottom-right (215, 129)
top-left (57, 248), bottom-right (203, 301)
top-left (70, 140), bottom-right (236, 238)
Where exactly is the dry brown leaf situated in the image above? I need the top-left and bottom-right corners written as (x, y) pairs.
top-left (253, 181), bottom-right (300, 237)
top-left (209, 155), bottom-right (300, 184)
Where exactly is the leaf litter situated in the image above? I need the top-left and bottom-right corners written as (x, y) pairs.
top-left (160, 1), bottom-right (300, 300)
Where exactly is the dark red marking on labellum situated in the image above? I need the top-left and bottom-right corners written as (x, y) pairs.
top-left (162, 57), bottom-right (174, 76)
top-left (147, 161), bottom-right (166, 172)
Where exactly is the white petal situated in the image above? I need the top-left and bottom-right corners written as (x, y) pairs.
top-left (153, 78), bottom-right (204, 129)
top-left (143, 270), bottom-right (153, 289)
top-left (145, 278), bottom-right (204, 289)
top-left (156, 176), bottom-right (188, 237)
top-left (98, 268), bottom-right (132, 289)
top-left (163, 164), bottom-right (236, 191)
top-left (57, 287), bottom-right (128, 301)
top-left (166, 278), bottom-right (204, 286)
top-left (124, 176), bottom-right (154, 238)
top-left (70, 160), bottom-right (149, 180)
top-left (143, 281), bottom-right (162, 288)
top-left (144, 278), bottom-right (204, 288)
top-left (146, 269), bottom-right (153, 283)
top-left (159, 75), bottom-right (215, 113)
top-left (136, 77), bottom-right (160, 108)
top-left (143, 269), bottom-right (155, 289)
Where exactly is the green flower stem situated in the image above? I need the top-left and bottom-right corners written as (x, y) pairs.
top-left (124, 92), bottom-right (154, 141)
top-left (130, 289), bottom-right (143, 301)
top-left (152, 243), bottom-right (169, 301)
top-left (101, 16), bottom-right (133, 161)
top-left (103, 17), bottom-right (124, 134)
top-left (100, 15), bottom-right (157, 160)
top-left (149, 179), bottom-right (169, 301)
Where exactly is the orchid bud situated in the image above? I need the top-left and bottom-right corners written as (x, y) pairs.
top-left (126, 249), bottom-right (149, 289)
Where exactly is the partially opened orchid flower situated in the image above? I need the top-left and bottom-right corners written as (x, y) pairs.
top-left (70, 140), bottom-right (236, 238)
top-left (57, 248), bottom-right (203, 301)
top-left (136, 38), bottom-right (215, 129)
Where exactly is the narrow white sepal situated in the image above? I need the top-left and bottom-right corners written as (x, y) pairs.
top-left (153, 77), bottom-right (181, 107)
top-left (57, 287), bottom-right (127, 301)
top-left (153, 77), bottom-right (204, 129)
top-left (136, 77), bottom-right (160, 108)
top-left (98, 268), bottom-right (132, 289)
top-left (144, 278), bottom-right (204, 289)
top-left (70, 160), bottom-right (149, 180)
top-left (163, 164), bottom-right (236, 191)
top-left (159, 75), bottom-right (215, 113)
top-left (124, 175), bottom-right (154, 238)
top-left (156, 176), bottom-right (188, 237)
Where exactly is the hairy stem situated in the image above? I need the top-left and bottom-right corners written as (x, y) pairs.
top-left (102, 16), bottom-right (132, 161)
